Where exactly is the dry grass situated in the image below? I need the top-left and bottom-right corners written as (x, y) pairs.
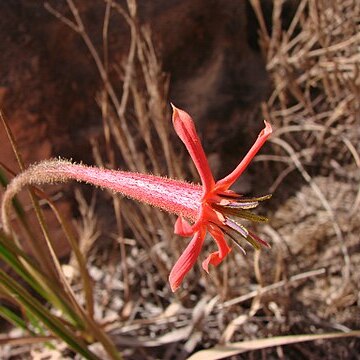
top-left (86, 1), bottom-right (359, 358)
top-left (1, 0), bottom-right (359, 358)
top-left (42, 0), bottom-right (360, 358)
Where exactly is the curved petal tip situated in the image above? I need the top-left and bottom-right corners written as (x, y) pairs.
top-left (169, 230), bottom-right (205, 292)
top-left (262, 120), bottom-right (272, 137)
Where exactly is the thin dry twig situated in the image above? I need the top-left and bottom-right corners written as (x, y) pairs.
top-left (270, 137), bottom-right (351, 297)
top-left (218, 268), bottom-right (326, 309)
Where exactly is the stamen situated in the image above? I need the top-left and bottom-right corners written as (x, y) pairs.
top-left (210, 222), bottom-right (246, 255)
top-left (244, 234), bottom-right (261, 250)
top-left (223, 229), bottom-right (247, 255)
top-left (213, 194), bottom-right (271, 211)
top-left (224, 218), bottom-right (249, 238)
top-left (238, 194), bottom-right (272, 202)
top-left (222, 201), bottom-right (259, 209)
top-left (212, 203), bottom-right (269, 223)
top-left (223, 218), bottom-right (268, 251)
top-left (248, 230), bottom-right (271, 248)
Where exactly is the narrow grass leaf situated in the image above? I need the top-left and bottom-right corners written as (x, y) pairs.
top-left (0, 269), bottom-right (100, 360)
top-left (0, 233), bottom-right (85, 328)
top-left (187, 331), bottom-right (360, 360)
top-left (0, 305), bottom-right (33, 333)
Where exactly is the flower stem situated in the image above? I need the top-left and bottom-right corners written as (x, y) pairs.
top-left (1, 159), bottom-right (202, 234)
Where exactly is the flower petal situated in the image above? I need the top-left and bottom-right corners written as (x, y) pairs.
top-left (202, 226), bottom-right (231, 273)
top-left (171, 104), bottom-right (215, 194)
top-left (174, 216), bottom-right (194, 236)
top-left (169, 228), bottom-right (206, 292)
top-left (215, 121), bottom-right (272, 191)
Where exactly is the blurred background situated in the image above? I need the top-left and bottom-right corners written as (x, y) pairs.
top-left (0, 0), bottom-right (359, 358)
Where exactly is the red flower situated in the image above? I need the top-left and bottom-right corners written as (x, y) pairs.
top-left (169, 105), bottom-right (272, 291)
top-left (2, 105), bottom-right (272, 293)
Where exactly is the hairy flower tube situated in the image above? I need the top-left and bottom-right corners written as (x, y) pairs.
top-left (1, 105), bottom-right (272, 292)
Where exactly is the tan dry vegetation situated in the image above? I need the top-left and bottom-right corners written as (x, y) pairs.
top-left (1, 0), bottom-right (359, 359)
top-left (77, 1), bottom-right (360, 358)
